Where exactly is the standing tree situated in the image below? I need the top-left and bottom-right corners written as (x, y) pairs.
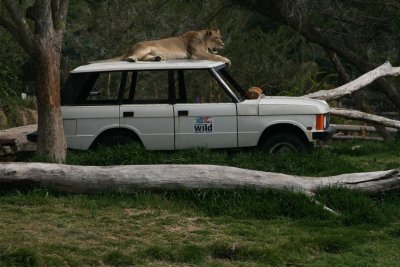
top-left (0, 0), bottom-right (68, 162)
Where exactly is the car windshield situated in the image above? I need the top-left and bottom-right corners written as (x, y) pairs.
top-left (215, 67), bottom-right (246, 102)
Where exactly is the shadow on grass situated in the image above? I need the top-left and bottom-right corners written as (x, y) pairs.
top-left (0, 247), bottom-right (41, 267)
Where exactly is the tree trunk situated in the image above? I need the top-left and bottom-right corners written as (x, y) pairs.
top-left (0, 163), bottom-right (399, 194)
top-left (35, 42), bottom-right (66, 163)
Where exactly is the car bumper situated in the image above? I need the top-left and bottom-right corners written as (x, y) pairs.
top-left (312, 126), bottom-right (335, 140)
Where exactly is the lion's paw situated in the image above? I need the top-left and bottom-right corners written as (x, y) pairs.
top-left (222, 57), bottom-right (231, 66)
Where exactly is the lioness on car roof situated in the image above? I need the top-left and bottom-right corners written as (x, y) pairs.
top-left (91, 29), bottom-right (231, 65)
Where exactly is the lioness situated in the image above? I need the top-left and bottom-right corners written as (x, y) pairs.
top-left (113, 29), bottom-right (230, 65)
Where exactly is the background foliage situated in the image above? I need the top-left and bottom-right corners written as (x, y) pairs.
top-left (1, 0), bottom-right (399, 126)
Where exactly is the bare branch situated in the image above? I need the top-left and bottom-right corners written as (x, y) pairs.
top-left (51, 0), bottom-right (69, 31)
top-left (326, 50), bottom-right (351, 83)
top-left (30, 0), bottom-right (53, 35)
top-left (331, 108), bottom-right (400, 130)
top-left (51, 0), bottom-right (60, 27)
top-left (304, 61), bottom-right (400, 100)
top-left (2, 0), bottom-right (30, 33)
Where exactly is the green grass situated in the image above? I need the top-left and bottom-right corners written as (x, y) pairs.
top-left (4, 141), bottom-right (400, 265)
top-left (0, 187), bottom-right (399, 266)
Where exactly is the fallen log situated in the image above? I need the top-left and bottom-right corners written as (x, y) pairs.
top-left (332, 135), bottom-right (384, 141)
top-left (331, 124), bottom-right (398, 133)
top-left (0, 125), bottom-right (37, 151)
top-left (331, 124), bottom-right (396, 141)
top-left (331, 108), bottom-right (400, 130)
top-left (0, 163), bottom-right (399, 194)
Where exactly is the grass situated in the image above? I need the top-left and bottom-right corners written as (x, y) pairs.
top-left (0, 188), bottom-right (399, 266)
top-left (3, 140), bottom-right (400, 265)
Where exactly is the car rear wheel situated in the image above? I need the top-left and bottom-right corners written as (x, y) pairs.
top-left (91, 132), bottom-right (138, 149)
top-left (261, 133), bottom-right (310, 155)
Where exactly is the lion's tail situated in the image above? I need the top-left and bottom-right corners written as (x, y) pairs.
top-left (88, 55), bottom-right (124, 64)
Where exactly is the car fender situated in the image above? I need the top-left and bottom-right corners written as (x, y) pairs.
top-left (259, 119), bottom-right (312, 143)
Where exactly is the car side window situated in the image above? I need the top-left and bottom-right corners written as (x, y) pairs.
top-left (124, 70), bottom-right (169, 104)
top-left (179, 69), bottom-right (233, 104)
top-left (86, 72), bottom-right (122, 102)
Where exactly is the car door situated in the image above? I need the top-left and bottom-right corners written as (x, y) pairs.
top-left (62, 71), bottom-right (122, 150)
top-left (119, 70), bottom-right (175, 150)
top-left (174, 69), bottom-right (238, 149)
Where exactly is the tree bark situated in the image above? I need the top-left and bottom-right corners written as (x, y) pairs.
top-left (0, 163), bottom-right (399, 194)
top-left (35, 45), bottom-right (67, 162)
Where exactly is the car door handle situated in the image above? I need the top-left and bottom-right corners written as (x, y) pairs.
top-left (123, 111), bottom-right (134, 117)
top-left (178, 110), bottom-right (188, 116)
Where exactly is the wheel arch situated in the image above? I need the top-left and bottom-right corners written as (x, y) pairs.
top-left (257, 123), bottom-right (310, 147)
top-left (90, 127), bottom-right (143, 149)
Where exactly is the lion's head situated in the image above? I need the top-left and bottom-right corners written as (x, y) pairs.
top-left (246, 87), bottom-right (264, 99)
top-left (205, 29), bottom-right (225, 54)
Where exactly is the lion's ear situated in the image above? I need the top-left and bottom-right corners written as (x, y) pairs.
top-left (216, 29), bottom-right (220, 35)
top-left (207, 30), bottom-right (212, 36)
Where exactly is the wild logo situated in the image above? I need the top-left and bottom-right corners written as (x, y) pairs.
top-left (194, 116), bottom-right (213, 133)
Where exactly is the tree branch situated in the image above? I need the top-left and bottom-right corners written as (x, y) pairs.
top-left (326, 49), bottom-right (351, 83)
top-left (304, 61), bottom-right (400, 101)
top-left (51, 0), bottom-right (69, 31)
top-left (1, 0), bottom-right (34, 54)
top-left (331, 108), bottom-right (400, 129)
top-left (30, 0), bottom-right (53, 35)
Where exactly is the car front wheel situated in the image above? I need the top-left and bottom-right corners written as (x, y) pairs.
top-left (261, 133), bottom-right (310, 155)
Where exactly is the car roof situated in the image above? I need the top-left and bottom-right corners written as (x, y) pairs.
top-left (71, 60), bottom-right (226, 73)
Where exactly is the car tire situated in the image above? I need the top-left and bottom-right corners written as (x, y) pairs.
top-left (92, 133), bottom-right (136, 149)
top-left (261, 133), bottom-right (310, 155)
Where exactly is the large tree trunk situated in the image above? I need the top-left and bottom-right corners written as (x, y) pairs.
top-left (35, 42), bottom-right (67, 163)
top-left (0, 163), bottom-right (399, 194)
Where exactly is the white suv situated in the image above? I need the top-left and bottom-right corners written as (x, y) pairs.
top-left (60, 60), bottom-right (333, 154)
